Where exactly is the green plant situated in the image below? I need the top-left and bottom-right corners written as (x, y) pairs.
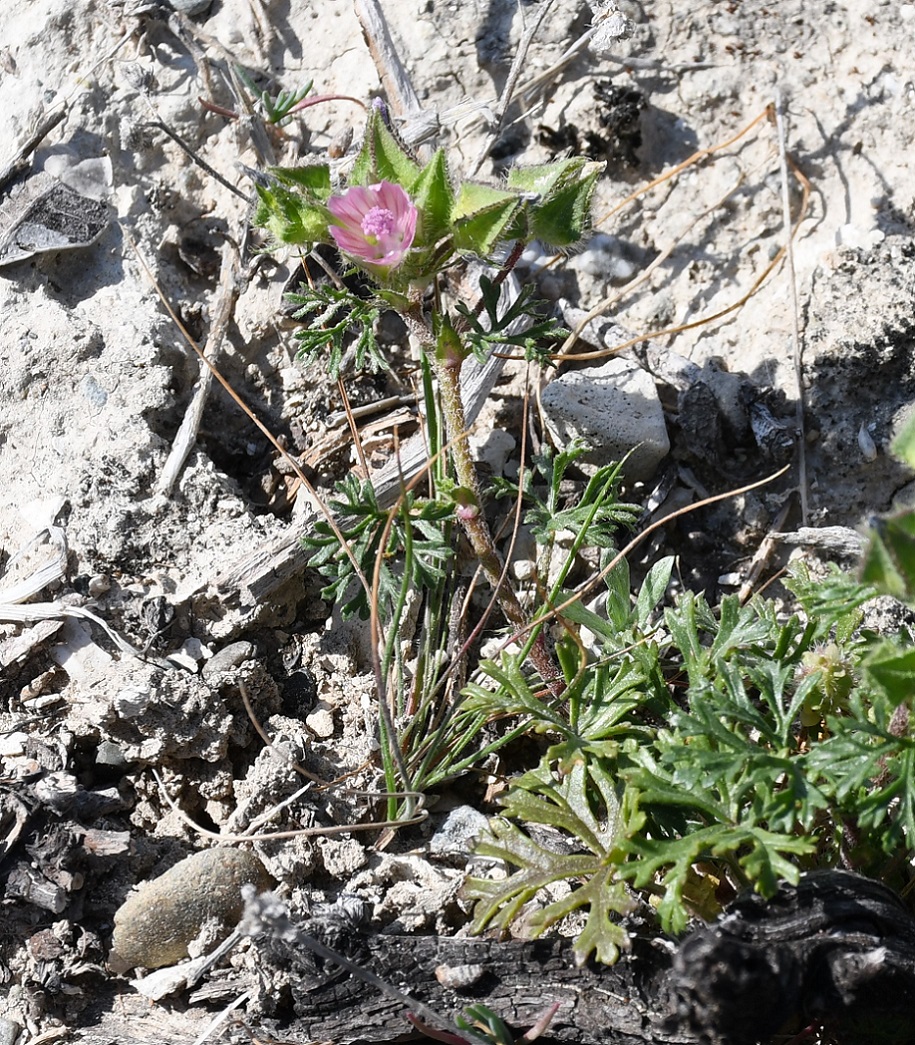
top-left (255, 105), bottom-right (609, 808)
top-left (236, 67), bottom-right (314, 124)
top-left (407, 1001), bottom-right (559, 1045)
top-left (255, 99), bottom-right (915, 971)
top-left (463, 561), bottom-right (915, 961)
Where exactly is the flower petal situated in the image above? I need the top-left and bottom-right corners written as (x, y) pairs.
top-left (327, 180), bottom-right (418, 271)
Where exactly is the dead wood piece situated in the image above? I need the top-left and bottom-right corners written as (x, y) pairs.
top-left (58, 873), bottom-right (915, 1045)
top-left (276, 933), bottom-right (672, 1045)
top-left (211, 526), bottom-right (310, 606)
top-left (0, 789), bottom-right (32, 861)
top-left (263, 872), bottom-right (915, 1045)
top-left (353, 0), bottom-right (424, 123)
top-left (0, 108), bottom-right (67, 194)
top-left (771, 525), bottom-right (868, 558)
top-left (157, 238), bottom-right (243, 496)
top-left (667, 870), bottom-right (915, 1045)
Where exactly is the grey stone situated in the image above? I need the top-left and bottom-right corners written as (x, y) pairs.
top-left (0, 1017), bottom-right (23, 1045)
top-left (110, 848), bottom-right (272, 971)
top-left (202, 641), bottom-right (257, 681)
top-left (540, 358), bottom-right (670, 481)
top-left (165, 0), bottom-right (212, 14)
top-left (95, 740), bottom-right (128, 767)
top-left (429, 805), bottom-right (490, 857)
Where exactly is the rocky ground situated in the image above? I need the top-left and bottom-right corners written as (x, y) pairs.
top-left (1, 0), bottom-right (914, 1042)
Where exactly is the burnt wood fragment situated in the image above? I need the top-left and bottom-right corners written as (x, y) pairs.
top-left (667, 870), bottom-right (915, 1045)
top-left (47, 871), bottom-right (915, 1045)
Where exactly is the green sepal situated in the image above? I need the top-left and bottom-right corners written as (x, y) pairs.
top-left (253, 183), bottom-right (331, 246)
top-left (527, 163), bottom-right (604, 246)
top-left (506, 159), bottom-right (582, 197)
top-left (507, 158), bottom-right (605, 248)
top-left (434, 311), bottom-right (469, 366)
top-left (374, 288), bottom-right (412, 312)
top-left (409, 148), bottom-right (454, 247)
top-left (861, 511), bottom-right (915, 603)
top-left (349, 108), bottom-right (421, 188)
top-left (451, 181), bottom-right (522, 255)
top-left (268, 163), bottom-right (332, 197)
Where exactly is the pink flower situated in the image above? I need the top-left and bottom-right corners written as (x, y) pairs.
top-left (327, 181), bottom-right (417, 269)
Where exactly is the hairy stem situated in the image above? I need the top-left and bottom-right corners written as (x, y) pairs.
top-left (422, 312), bottom-right (564, 698)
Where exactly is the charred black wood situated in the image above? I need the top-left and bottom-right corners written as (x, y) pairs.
top-left (50, 871), bottom-right (915, 1045)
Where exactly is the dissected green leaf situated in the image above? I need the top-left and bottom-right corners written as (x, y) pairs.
top-left (620, 822), bottom-right (811, 935)
top-left (286, 285), bottom-right (385, 375)
top-left (454, 274), bottom-right (565, 365)
top-left (465, 762), bottom-right (635, 965)
top-left (303, 475), bottom-right (452, 620)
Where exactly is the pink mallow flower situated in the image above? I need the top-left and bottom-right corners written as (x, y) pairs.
top-left (327, 181), bottom-right (417, 269)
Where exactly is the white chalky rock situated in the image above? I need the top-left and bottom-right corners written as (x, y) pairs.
top-left (540, 359), bottom-right (669, 481)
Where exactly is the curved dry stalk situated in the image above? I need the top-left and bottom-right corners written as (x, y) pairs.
top-left (593, 106), bottom-right (773, 230)
top-left (556, 112), bottom-right (808, 354)
top-left (774, 89), bottom-right (808, 526)
top-left (151, 767), bottom-right (427, 844)
top-left (485, 111), bottom-right (810, 367)
top-left (465, 0), bottom-right (557, 177)
top-left (124, 226), bottom-right (375, 608)
top-left (541, 146), bottom-right (812, 363)
top-left (552, 168), bottom-right (749, 357)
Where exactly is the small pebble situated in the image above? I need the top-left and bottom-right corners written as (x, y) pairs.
top-left (429, 805), bottom-right (490, 857)
top-left (88, 573), bottom-right (110, 596)
top-left (96, 740), bottom-right (129, 768)
top-left (305, 704), bottom-right (335, 738)
top-left (202, 641), bottom-right (257, 681)
top-left (165, 0), bottom-right (212, 14)
top-left (435, 962), bottom-right (485, 989)
top-left (0, 1016), bottom-right (23, 1045)
top-left (110, 848), bottom-right (271, 970)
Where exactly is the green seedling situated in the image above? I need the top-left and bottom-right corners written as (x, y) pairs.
top-left (236, 67), bottom-right (314, 124)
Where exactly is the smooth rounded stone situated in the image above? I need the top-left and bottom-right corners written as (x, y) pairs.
top-left (0, 1017), bottom-right (23, 1045)
top-left (202, 641), bottom-right (256, 682)
top-left (540, 358), bottom-right (670, 481)
top-left (305, 704), bottom-right (335, 739)
top-left (165, 0), bottom-right (212, 14)
top-left (110, 848), bottom-right (271, 971)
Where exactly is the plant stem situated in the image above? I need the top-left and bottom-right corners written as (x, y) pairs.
top-left (430, 330), bottom-right (565, 698)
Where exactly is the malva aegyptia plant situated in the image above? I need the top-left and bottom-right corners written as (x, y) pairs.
top-left (255, 102), bottom-right (915, 968)
top-left (255, 103), bottom-right (605, 699)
